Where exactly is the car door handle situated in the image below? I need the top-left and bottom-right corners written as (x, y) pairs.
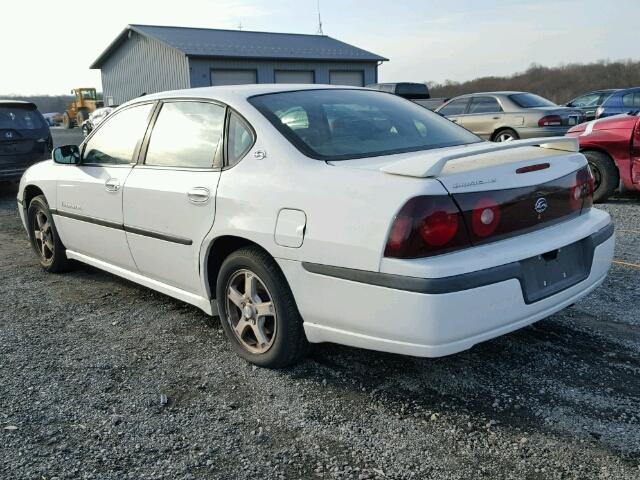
top-left (105, 178), bottom-right (120, 192)
top-left (187, 187), bottom-right (210, 204)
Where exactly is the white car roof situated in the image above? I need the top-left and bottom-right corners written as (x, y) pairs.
top-left (125, 83), bottom-right (362, 107)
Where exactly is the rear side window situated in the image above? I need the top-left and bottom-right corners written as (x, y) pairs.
top-left (468, 97), bottom-right (502, 114)
top-left (622, 92), bottom-right (640, 108)
top-left (249, 89), bottom-right (480, 161)
top-left (83, 103), bottom-right (153, 165)
top-left (438, 98), bottom-right (469, 116)
top-left (0, 105), bottom-right (44, 130)
top-left (227, 112), bottom-right (255, 166)
top-left (145, 101), bottom-right (225, 168)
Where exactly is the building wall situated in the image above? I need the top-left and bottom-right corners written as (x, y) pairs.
top-left (100, 31), bottom-right (190, 105)
top-left (188, 58), bottom-right (378, 87)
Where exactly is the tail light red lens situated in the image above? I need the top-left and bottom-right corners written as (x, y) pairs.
top-left (384, 196), bottom-right (470, 258)
top-left (538, 115), bottom-right (562, 127)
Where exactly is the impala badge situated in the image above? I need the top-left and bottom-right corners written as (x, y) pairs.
top-left (534, 197), bottom-right (548, 214)
top-left (4, 131), bottom-right (12, 139)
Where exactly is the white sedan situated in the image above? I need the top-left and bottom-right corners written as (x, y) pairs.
top-left (17, 85), bottom-right (614, 368)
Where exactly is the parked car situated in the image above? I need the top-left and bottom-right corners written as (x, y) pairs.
top-left (17, 85), bottom-right (613, 368)
top-left (42, 112), bottom-right (62, 127)
top-left (367, 82), bottom-right (444, 109)
top-left (566, 112), bottom-right (640, 201)
top-left (81, 106), bottom-right (116, 137)
top-left (435, 92), bottom-right (585, 142)
top-left (569, 87), bottom-right (640, 120)
top-left (0, 100), bottom-right (52, 182)
top-left (565, 89), bottom-right (620, 121)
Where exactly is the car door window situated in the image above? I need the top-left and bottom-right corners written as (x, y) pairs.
top-left (622, 92), bottom-right (640, 108)
top-left (438, 98), bottom-right (469, 116)
top-left (468, 97), bottom-right (502, 114)
top-left (83, 103), bottom-right (153, 165)
top-left (145, 101), bottom-right (225, 168)
top-left (227, 112), bottom-right (255, 166)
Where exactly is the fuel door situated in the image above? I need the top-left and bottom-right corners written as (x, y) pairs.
top-left (275, 209), bottom-right (306, 248)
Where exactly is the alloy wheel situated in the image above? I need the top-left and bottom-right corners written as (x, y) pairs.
top-left (589, 162), bottom-right (602, 192)
top-left (33, 209), bottom-right (54, 262)
top-left (495, 132), bottom-right (515, 142)
top-left (225, 269), bottom-right (277, 354)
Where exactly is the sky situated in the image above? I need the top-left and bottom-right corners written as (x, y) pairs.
top-left (3, 0), bottom-right (639, 95)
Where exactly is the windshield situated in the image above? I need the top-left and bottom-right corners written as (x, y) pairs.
top-left (80, 89), bottom-right (97, 101)
top-left (0, 105), bottom-right (44, 130)
top-left (509, 93), bottom-right (556, 108)
top-left (249, 89), bottom-right (481, 160)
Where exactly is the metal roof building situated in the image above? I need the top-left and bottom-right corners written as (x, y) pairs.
top-left (91, 24), bottom-right (388, 105)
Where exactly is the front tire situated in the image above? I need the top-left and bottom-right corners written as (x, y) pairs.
top-left (62, 112), bottom-right (72, 129)
top-left (583, 150), bottom-right (619, 202)
top-left (27, 195), bottom-right (71, 273)
top-left (216, 246), bottom-right (308, 368)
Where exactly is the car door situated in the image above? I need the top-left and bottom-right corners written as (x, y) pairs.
top-left (122, 99), bottom-right (234, 295)
top-left (436, 97), bottom-right (470, 125)
top-left (55, 102), bottom-right (154, 270)
top-left (458, 96), bottom-right (504, 139)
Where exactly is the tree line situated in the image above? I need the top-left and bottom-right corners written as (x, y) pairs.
top-left (428, 60), bottom-right (640, 103)
top-left (0, 95), bottom-right (75, 114)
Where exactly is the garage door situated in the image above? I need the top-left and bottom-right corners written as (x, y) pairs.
top-left (330, 71), bottom-right (364, 87)
top-left (274, 71), bottom-right (315, 84)
top-left (210, 69), bottom-right (257, 86)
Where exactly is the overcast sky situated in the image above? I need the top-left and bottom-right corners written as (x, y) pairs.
top-left (3, 0), bottom-right (639, 95)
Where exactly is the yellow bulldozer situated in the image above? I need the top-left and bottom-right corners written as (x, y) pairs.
top-left (62, 88), bottom-right (103, 129)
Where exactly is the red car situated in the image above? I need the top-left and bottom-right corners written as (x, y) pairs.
top-left (566, 112), bottom-right (640, 201)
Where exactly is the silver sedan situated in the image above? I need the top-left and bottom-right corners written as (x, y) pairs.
top-left (435, 91), bottom-right (585, 142)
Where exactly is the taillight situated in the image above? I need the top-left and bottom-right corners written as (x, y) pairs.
top-left (384, 196), bottom-right (470, 258)
top-left (538, 115), bottom-right (562, 127)
top-left (471, 198), bottom-right (501, 238)
top-left (571, 166), bottom-right (593, 211)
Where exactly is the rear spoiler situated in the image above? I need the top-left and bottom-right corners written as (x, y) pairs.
top-left (380, 137), bottom-right (580, 178)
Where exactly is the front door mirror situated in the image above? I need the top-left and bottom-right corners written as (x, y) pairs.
top-left (53, 145), bottom-right (81, 165)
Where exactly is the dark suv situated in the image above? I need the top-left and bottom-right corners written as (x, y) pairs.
top-left (0, 101), bottom-right (52, 182)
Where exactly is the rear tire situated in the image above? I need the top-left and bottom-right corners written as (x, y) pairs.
top-left (27, 195), bottom-right (72, 273)
top-left (583, 150), bottom-right (618, 202)
top-left (492, 128), bottom-right (519, 142)
top-left (216, 246), bottom-right (308, 368)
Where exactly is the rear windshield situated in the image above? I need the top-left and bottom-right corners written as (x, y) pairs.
top-left (509, 93), bottom-right (556, 108)
top-left (0, 105), bottom-right (44, 130)
top-left (249, 89), bottom-right (481, 161)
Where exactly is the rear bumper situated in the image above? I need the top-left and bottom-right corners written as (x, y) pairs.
top-left (517, 126), bottom-right (572, 139)
top-left (279, 211), bottom-right (614, 357)
top-left (0, 166), bottom-right (29, 181)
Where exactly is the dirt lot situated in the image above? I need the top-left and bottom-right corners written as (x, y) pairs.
top-left (1, 137), bottom-right (639, 478)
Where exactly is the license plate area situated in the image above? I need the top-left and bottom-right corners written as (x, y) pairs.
top-left (568, 116), bottom-right (578, 126)
top-left (519, 238), bottom-right (590, 303)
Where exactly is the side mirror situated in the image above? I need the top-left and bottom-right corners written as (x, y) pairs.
top-left (53, 145), bottom-right (81, 165)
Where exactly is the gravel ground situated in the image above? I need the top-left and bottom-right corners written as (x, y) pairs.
top-left (1, 148), bottom-right (639, 478)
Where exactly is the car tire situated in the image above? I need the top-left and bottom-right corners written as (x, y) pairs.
top-left (492, 128), bottom-right (519, 142)
top-left (62, 112), bottom-right (72, 129)
top-left (583, 150), bottom-right (619, 202)
top-left (27, 195), bottom-right (72, 273)
top-left (216, 246), bottom-right (308, 368)
top-left (76, 110), bottom-right (89, 128)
